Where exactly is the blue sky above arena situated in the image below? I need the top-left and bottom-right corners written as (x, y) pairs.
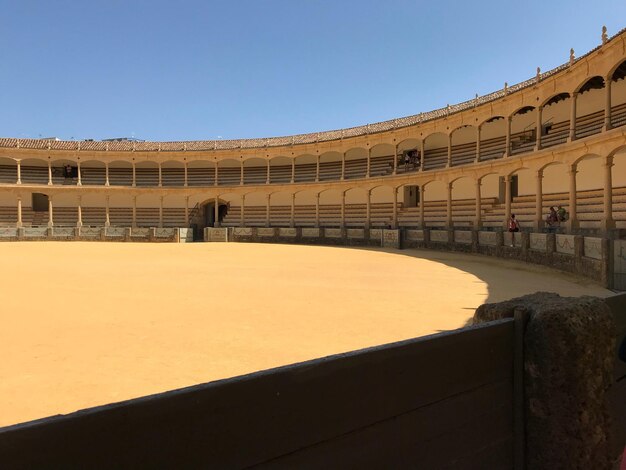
top-left (1, 1), bottom-right (625, 142)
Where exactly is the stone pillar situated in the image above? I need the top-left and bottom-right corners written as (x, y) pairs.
top-left (105, 163), bottom-right (110, 187)
top-left (132, 162), bottom-right (136, 187)
top-left (504, 175), bottom-right (512, 225)
top-left (16, 160), bottom-right (21, 184)
top-left (184, 196), bottom-right (189, 226)
top-left (419, 140), bottom-right (425, 171)
top-left (475, 126), bottom-right (481, 163)
top-left (105, 196), bottom-right (110, 228)
top-left (16, 196), bottom-right (22, 228)
top-left (568, 165), bottom-right (578, 232)
top-left (366, 148), bottom-right (371, 178)
top-left (340, 192), bottom-right (346, 228)
top-left (76, 196), bottom-right (83, 227)
top-left (365, 189), bottom-right (371, 228)
top-left (48, 196), bottom-right (54, 227)
top-left (266, 160), bottom-right (271, 184)
top-left (290, 159), bottom-right (295, 184)
top-left (474, 179), bottom-right (482, 229)
top-left (447, 133), bottom-right (452, 167)
top-left (392, 187), bottom-right (398, 229)
top-left (419, 185), bottom-right (425, 228)
top-left (240, 194), bottom-right (245, 227)
top-left (158, 196), bottom-right (164, 228)
top-left (315, 155), bottom-right (320, 183)
top-left (568, 93), bottom-right (577, 141)
top-left (602, 155), bottom-right (615, 232)
top-left (214, 196), bottom-right (220, 228)
top-left (393, 145), bottom-right (398, 175)
top-left (603, 78), bottom-right (612, 131)
top-left (157, 163), bottom-right (162, 187)
top-left (47, 160), bottom-right (52, 185)
top-left (341, 152), bottom-right (346, 180)
top-left (265, 193), bottom-right (270, 227)
top-left (76, 161), bottom-right (82, 186)
top-left (240, 161), bottom-right (245, 185)
top-left (446, 182), bottom-right (453, 228)
top-left (290, 193), bottom-right (296, 228)
top-left (315, 193), bottom-right (320, 227)
top-left (473, 293), bottom-right (615, 470)
top-left (184, 162), bottom-right (188, 187)
top-left (534, 169), bottom-right (544, 231)
top-left (505, 116), bottom-right (512, 156)
top-left (132, 196), bottom-right (137, 228)
top-left (535, 106), bottom-right (543, 151)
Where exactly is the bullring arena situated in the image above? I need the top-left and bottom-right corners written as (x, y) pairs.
top-left (1, 26), bottom-right (626, 469)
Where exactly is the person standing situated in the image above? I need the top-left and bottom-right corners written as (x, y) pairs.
top-left (508, 213), bottom-right (520, 246)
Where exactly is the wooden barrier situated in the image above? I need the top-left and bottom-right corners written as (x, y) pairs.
top-left (0, 319), bottom-right (518, 469)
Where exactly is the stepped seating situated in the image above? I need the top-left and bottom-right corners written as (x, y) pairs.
top-left (509, 130), bottom-right (537, 156)
top-left (188, 167), bottom-right (216, 186)
top-left (20, 166), bottom-right (48, 184)
top-left (221, 203), bottom-right (395, 227)
top-left (478, 135), bottom-right (506, 162)
top-left (575, 109), bottom-right (604, 139)
top-left (450, 141), bottom-right (477, 167)
top-left (161, 168), bottom-right (185, 187)
top-left (398, 198), bottom-right (499, 228)
top-left (109, 168), bottom-right (133, 186)
top-left (540, 120), bottom-right (570, 148)
top-left (135, 168), bottom-right (159, 187)
top-left (80, 167), bottom-right (106, 185)
top-left (611, 102), bottom-right (626, 128)
top-left (423, 147), bottom-right (448, 171)
top-left (0, 165), bottom-right (17, 183)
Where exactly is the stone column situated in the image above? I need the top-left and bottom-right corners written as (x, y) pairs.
top-left (535, 106), bottom-right (543, 151)
top-left (214, 162), bottom-right (219, 186)
top-left (290, 193), bottom-right (295, 228)
top-left (158, 196), bottom-right (164, 228)
top-left (340, 192), bottom-right (346, 228)
top-left (315, 193), bottom-right (320, 227)
top-left (105, 163), bottom-right (110, 186)
top-left (76, 196), bottom-right (82, 227)
top-left (77, 160), bottom-right (82, 186)
top-left (419, 140), bottom-right (425, 171)
top-left (393, 145), bottom-right (398, 175)
top-left (602, 155), bottom-right (615, 232)
top-left (392, 187), bottom-right (398, 229)
top-left (47, 160), bottom-right (52, 185)
top-left (341, 152), bottom-right (346, 180)
top-left (157, 163), bottom-right (162, 187)
top-left (568, 93), bottom-right (577, 141)
top-left (504, 116), bottom-right (512, 156)
top-left (184, 196), bottom-right (189, 226)
top-left (568, 165), bottom-right (579, 231)
top-left (240, 161), bottom-right (244, 186)
top-left (265, 193), bottom-right (271, 227)
top-left (534, 169), bottom-right (544, 231)
top-left (365, 189), bottom-right (371, 228)
top-left (447, 134), bottom-right (452, 167)
top-left (132, 196), bottom-right (137, 228)
top-left (16, 196), bottom-right (22, 228)
top-left (184, 162), bottom-right (188, 187)
top-left (240, 194), bottom-right (245, 227)
top-left (366, 148), bottom-right (371, 178)
top-left (214, 196), bottom-right (220, 228)
top-left (504, 175), bottom-right (512, 224)
top-left (16, 160), bottom-right (21, 184)
top-left (105, 195), bottom-right (111, 228)
top-left (475, 126), bottom-right (481, 163)
top-left (290, 159), bottom-right (295, 184)
top-left (446, 182), bottom-right (453, 228)
top-left (474, 179), bottom-right (482, 229)
top-left (48, 196), bottom-right (54, 227)
top-left (603, 78), bottom-right (612, 131)
top-left (419, 185), bottom-right (425, 228)
top-left (266, 160), bottom-right (271, 184)
top-left (315, 155), bottom-right (320, 182)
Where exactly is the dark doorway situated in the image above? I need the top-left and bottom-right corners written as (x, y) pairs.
top-left (203, 202), bottom-right (229, 227)
top-left (403, 185), bottom-right (419, 207)
top-left (32, 193), bottom-right (49, 212)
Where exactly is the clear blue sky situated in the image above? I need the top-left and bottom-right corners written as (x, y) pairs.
top-left (1, 1), bottom-right (624, 141)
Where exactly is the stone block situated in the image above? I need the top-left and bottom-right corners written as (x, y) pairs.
top-left (324, 228), bottom-right (342, 238)
top-left (430, 230), bottom-right (449, 243)
top-left (256, 228), bottom-right (276, 237)
top-left (478, 231), bottom-right (497, 246)
top-left (454, 230), bottom-right (472, 244)
top-left (474, 292), bottom-right (615, 470)
top-left (530, 233), bottom-right (548, 251)
top-left (233, 227), bottom-right (252, 237)
top-left (301, 228), bottom-right (320, 238)
top-left (346, 228), bottom-right (364, 239)
top-left (584, 237), bottom-right (603, 260)
top-left (405, 229), bottom-right (424, 241)
top-left (555, 234), bottom-right (575, 255)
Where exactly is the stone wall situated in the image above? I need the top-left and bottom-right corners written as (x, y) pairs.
top-left (0, 227), bottom-right (180, 243)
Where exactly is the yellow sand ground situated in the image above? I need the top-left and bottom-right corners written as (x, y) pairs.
top-left (0, 242), bottom-right (611, 427)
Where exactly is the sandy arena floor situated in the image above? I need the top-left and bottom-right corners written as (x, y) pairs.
top-left (0, 242), bottom-right (612, 427)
